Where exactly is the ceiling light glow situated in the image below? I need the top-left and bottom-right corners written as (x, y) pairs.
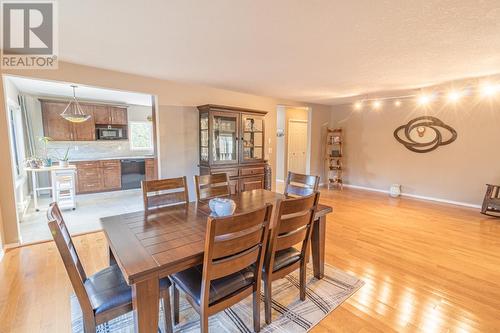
top-left (354, 101), bottom-right (363, 110)
top-left (417, 94), bottom-right (433, 106)
top-left (394, 100), bottom-right (402, 107)
top-left (372, 100), bottom-right (382, 109)
top-left (480, 82), bottom-right (499, 97)
top-left (447, 90), bottom-right (462, 103)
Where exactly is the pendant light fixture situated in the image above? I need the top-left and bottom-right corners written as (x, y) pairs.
top-left (60, 85), bottom-right (91, 123)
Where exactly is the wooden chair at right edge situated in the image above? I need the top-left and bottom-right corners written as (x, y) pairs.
top-left (284, 171), bottom-right (320, 198)
top-left (262, 192), bottom-right (320, 324)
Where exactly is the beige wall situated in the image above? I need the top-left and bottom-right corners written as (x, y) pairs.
top-left (0, 62), bottom-right (330, 244)
top-left (330, 98), bottom-right (500, 205)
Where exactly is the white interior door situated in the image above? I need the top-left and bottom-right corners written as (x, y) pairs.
top-left (287, 120), bottom-right (308, 174)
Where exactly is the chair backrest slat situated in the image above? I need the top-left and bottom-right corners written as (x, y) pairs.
top-left (284, 172), bottom-right (320, 198)
top-left (142, 177), bottom-right (189, 210)
top-left (194, 173), bottom-right (230, 201)
top-left (200, 204), bottom-right (272, 307)
top-left (209, 244), bottom-right (260, 280)
top-left (47, 203), bottom-right (94, 316)
top-left (212, 226), bottom-right (264, 260)
top-left (266, 193), bottom-right (320, 272)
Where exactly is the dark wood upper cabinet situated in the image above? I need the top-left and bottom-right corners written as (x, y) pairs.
top-left (92, 105), bottom-right (110, 124)
top-left (41, 100), bottom-right (128, 141)
top-left (109, 106), bottom-right (128, 125)
top-left (94, 106), bottom-right (128, 125)
top-left (72, 105), bottom-right (95, 141)
top-left (41, 101), bottom-right (73, 141)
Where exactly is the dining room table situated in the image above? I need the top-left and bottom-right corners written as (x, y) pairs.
top-left (101, 189), bottom-right (333, 333)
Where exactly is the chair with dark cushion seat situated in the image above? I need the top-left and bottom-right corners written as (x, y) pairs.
top-left (271, 247), bottom-right (302, 272)
top-left (194, 173), bottom-right (231, 202)
top-left (47, 202), bottom-right (173, 333)
top-left (142, 177), bottom-right (189, 210)
top-left (262, 192), bottom-right (320, 324)
top-left (481, 184), bottom-right (500, 217)
top-left (284, 171), bottom-right (320, 198)
top-left (171, 204), bottom-right (273, 333)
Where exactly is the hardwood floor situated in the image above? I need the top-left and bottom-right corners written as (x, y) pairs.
top-left (1, 187), bottom-right (499, 332)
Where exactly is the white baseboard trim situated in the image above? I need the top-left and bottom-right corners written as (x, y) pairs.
top-left (276, 179), bottom-right (284, 183)
top-left (343, 184), bottom-right (481, 209)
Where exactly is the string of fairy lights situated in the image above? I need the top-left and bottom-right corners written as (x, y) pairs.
top-left (351, 81), bottom-right (500, 111)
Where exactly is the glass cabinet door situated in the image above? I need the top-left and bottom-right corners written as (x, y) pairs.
top-left (199, 112), bottom-right (209, 163)
top-left (211, 112), bottom-right (238, 164)
top-left (241, 114), bottom-right (264, 162)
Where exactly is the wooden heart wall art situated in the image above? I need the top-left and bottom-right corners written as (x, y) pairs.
top-left (393, 116), bottom-right (457, 153)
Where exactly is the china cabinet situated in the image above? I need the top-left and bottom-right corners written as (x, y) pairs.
top-left (197, 104), bottom-right (269, 194)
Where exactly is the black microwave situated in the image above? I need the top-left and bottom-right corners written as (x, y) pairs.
top-left (96, 127), bottom-right (126, 140)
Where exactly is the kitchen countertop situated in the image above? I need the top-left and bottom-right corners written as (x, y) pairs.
top-left (69, 156), bottom-right (155, 162)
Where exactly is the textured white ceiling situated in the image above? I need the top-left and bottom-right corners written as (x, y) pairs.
top-left (58, 0), bottom-right (500, 105)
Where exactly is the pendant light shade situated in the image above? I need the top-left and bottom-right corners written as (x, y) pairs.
top-left (60, 85), bottom-right (91, 123)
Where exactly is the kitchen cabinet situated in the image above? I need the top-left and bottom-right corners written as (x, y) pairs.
top-left (109, 106), bottom-right (128, 125)
top-left (93, 105), bottom-right (128, 125)
top-left (72, 105), bottom-right (95, 140)
top-left (197, 104), bottom-right (269, 194)
top-left (74, 159), bottom-right (121, 193)
top-left (101, 160), bottom-right (121, 190)
top-left (92, 105), bottom-right (110, 124)
top-left (41, 100), bottom-right (128, 141)
top-left (41, 101), bottom-right (73, 141)
top-left (145, 158), bottom-right (157, 180)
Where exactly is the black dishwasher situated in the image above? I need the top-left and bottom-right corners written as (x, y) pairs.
top-left (120, 159), bottom-right (145, 190)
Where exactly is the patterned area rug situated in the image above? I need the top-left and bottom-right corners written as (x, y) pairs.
top-left (71, 264), bottom-right (363, 332)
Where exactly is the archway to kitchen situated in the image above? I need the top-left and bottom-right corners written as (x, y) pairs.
top-left (3, 75), bottom-right (158, 244)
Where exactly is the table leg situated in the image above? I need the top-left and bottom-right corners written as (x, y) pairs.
top-left (32, 171), bottom-right (39, 212)
top-left (109, 247), bottom-right (117, 266)
top-left (132, 276), bottom-right (159, 333)
top-left (311, 215), bottom-right (326, 279)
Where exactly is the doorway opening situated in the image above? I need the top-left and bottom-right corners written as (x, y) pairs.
top-left (275, 105), bottom-right (311, 193)
top-left (3, 75), bottom-right (158, 244)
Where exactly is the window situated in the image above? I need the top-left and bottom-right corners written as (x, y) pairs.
top-left (129, 121), bottom-right (153, 150)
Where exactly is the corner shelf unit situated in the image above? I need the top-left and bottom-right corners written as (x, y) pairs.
top-left (325, 128), bottom-right (343, 189)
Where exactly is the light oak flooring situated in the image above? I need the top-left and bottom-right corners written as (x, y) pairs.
top-left (1, 188), bottom-right (500, 332)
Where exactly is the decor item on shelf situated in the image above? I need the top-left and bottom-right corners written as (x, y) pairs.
top-left (481, 184), bottom-right (500, 217)
top-left (324, 128), bottom-right (343, 190)
top-left (57, 147), bottom-right (71, 167)
top-left (394, 116), bottom-right (457, 153)
top-left (60, 85), bottom-right (91, 123)
top-left (389, 184), bottom-right (402, 197)
top-left (25, 157), bottom-right (43, 169)
top-left (208, 198), bottom-right (236, 216)
top-left (38, 136), bottom-right (52, 166)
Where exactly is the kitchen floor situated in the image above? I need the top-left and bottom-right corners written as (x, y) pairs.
top-left (19, 189), bottom-right (144, 244)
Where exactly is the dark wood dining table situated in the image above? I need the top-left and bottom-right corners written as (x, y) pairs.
top-left (101, 189), bottom-right (333, 333)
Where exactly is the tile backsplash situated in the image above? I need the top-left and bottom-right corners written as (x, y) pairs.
top-left (45, 140), bottom-right (153, 161)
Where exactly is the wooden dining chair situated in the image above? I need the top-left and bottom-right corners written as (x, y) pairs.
top-left (284, 171), bottom-right (320, 198)
top-left (142, 176), bottom-right (189, 210)
top-left (262, 192), bottom-right (320, 324)
top-left (47, 202), bottom-right (173, 333)
top-left (171, 204), bottom-right (273, 333)
top-left (194, 173), bottom-right (231, 202)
